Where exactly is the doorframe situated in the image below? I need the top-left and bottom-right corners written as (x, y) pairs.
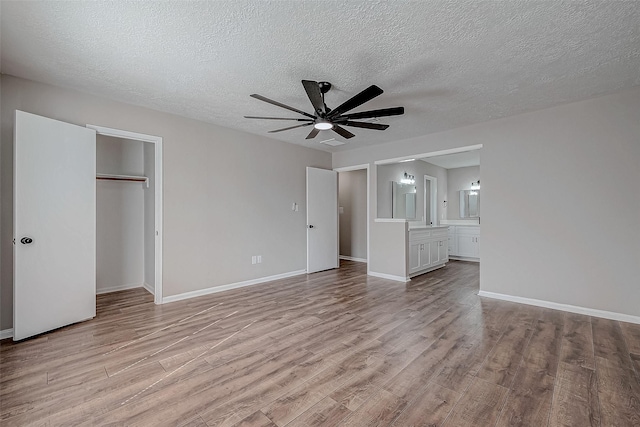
top-left (86, 124), bottom-right (164, 305)
top-left (424, 174), bottom-right (437, 226)
top-left (334, 164), bottom-right (370, 274)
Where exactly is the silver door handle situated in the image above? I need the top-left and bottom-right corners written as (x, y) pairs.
top-left (20, 237), bottom-right (33, 244)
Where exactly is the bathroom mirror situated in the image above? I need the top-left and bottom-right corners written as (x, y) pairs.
top-left (392, 182), bottom-right (417, 219)
top-left (459, 190), bottom-right (480, 218)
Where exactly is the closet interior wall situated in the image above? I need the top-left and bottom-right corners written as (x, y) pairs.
top-left (96, 135), bottom-right (154, 294)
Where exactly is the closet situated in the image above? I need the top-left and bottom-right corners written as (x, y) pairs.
top-left (96, 135), bottom-right (155, 294)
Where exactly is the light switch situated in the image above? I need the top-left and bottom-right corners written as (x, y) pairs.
top-left (339, 206), bottom-right (344, 214)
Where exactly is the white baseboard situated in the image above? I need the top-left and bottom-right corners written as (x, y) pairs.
top-left (143, 282), bottom-right (155, 295)
top-left (478, 291), bottom-right (640, 325)
top-left (162, 270), bottom-right (307, 304)
top-left (339, 255), bottom-right (367, 263)
top-left (449, 256), bottom-right (480, 263)
top-left (0, 328), bottom-right (14, 340)
top-left (96, 283), bottom-right (144, 295)
top-left (367, 271), bottom-right (410, 283)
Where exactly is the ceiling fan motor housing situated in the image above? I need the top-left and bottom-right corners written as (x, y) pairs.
top-left (318, 81), bottom-right (332, 94)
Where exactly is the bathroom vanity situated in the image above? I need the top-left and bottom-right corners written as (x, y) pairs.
top-left (408, 226), bottom-right (449, 277)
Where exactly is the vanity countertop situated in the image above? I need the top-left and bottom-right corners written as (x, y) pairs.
top-left (440, 220), bottom-right (480, 226)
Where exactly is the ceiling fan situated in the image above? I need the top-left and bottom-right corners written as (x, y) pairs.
top-left (245, 80), bottom-right (404, 140)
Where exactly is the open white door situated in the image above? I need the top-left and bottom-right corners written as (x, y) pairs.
top-left (306, 167), bottom-right (338, 273)
top-left (13, 111), bottom-right (97, 340)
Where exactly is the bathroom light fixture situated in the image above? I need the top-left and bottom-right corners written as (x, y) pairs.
top-left (398, 158), bottom-right (415, 163)
top-left (471, 180), bottom-right (480, 190)
top-left (400, 172), bottom-right (415, 185)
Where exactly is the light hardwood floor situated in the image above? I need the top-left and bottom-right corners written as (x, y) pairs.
top-left (1, 260), bottom-right (639, 426)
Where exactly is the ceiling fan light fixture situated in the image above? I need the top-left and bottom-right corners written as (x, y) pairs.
top-left (314, 119), bottom-right (333, 130)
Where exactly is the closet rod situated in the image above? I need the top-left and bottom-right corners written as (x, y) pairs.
top-left (96, 173), bottom-right (149, 188)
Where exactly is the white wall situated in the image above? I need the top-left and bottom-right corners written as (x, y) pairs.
top-left (0, 75), bottom-right (331, 330)
top-left (446, 166), bottom-right (480, 220)
top-left (338, 169), bottom-right (367, 260)
top-left (96, 136), bottom-right (145, 293)
top-left (333, 87), bottom-right (640, 319)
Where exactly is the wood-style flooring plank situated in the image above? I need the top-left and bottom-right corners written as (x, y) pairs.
top-left (548, 361), bottom-right (600, 427)
top-left (495, 366), bottom-right (555, 427)
top-left (442, 377), bottom-right (509, 426)
top-left (560, 313), bottom-right (595, 369)
top-left (284, 396), bottom-right (352, 427)
top-left (391, 382), bottom-right (460, 427)
top-left (594, 356), bottom-right (640, 426)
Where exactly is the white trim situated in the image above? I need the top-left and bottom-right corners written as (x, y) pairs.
top-left (423, 174), bottom-right (437, 226)
top-left (335, 164), bottom-right (370, 271)
top-left (334, 164), bottom-right (369, 173)
top-left (374, 218), bottom-right (407, 223)
top-left (143, 282), bottom-right (155, 295)
top-left (162, 270), bottom-right (307, 304)
top-left (96, 283), bottom-right (143, 295)
top-left (0, 329), bottom-right (14, 340)
top-left (88, 124), bottom-right (164, 305)
top-left (375, 144), bottom-right (484, 165)
top-left (449, 256), bottom-right (480, 263)
top-left (85, 125), bottom-right (161, 143)
top-left (368, 271), bottom-right (410, 283)
top-left (339, 255), bottom-right (367, 263)
top-left (478, 291), bottom-right (640, 325)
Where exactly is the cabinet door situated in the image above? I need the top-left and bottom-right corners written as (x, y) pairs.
top-left (448, 235), bottom-right (457, 256)
top-left (409, 242), bottom-right (422, 274)
top-left (457, 235), bottom-right (477, 257)
top-left (439, 239), bottom-right (449, 262)
top-left (428, 240), bottom-right (440, 266)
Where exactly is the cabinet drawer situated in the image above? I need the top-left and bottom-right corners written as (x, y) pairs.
top-left (456, 226), bottom-right (480, 235)
top-left (431, 228), bottom-right (449, 238)
top-left (409, 230), bottom-right (431, 241)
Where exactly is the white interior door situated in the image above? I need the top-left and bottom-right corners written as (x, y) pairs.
top-left (306, 167), bottom-right (338, 273)
top-left (13, 110), bottom-right (97, 341)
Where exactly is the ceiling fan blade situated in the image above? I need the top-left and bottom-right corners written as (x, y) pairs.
top-left (306, 128), bottom-right (320, 139)
top-left (327, 85), bottom-right (384, 119)
top-left (244, 116), bottom-right (313, 121)
top-left (267, 123), bottom-right (313, 133)
top-left (302, 80), bottom-right (325, 115)
top-left (339, 121), bottom-right (389, 131)
top-left (338, 107), bottom-right (404, 120)
top-left (250, 94), bottom-right (316, 119)
top-left (332, 125), bottom-right (355, 139)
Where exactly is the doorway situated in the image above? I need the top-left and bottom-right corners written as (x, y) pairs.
top-left (335, 164), bottom-right (369, 271)
top-left (87, 125), bottom-right (163, 304)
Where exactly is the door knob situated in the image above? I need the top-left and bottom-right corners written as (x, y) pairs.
top-left (308, 225), bottom-right (314, 229)
top-left (20, 237), bottom-right (33, 244)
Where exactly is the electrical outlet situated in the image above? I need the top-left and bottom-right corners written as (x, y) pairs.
top-left (251, 256), bottom-right (256, 264)
top-left (257, 255), bottom-right (262, 263)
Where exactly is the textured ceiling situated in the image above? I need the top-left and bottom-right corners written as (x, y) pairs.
top-left (2, 1), bottom-right (639, 153)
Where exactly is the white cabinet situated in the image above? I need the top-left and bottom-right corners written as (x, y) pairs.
top-left (448, 225), bottom-right (480, 261)
top-left (408, 241), bottom-right (422, 275)
top-left (408, 227), bottom-right (449, 277)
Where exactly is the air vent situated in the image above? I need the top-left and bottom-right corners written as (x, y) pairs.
top-left (319, 138), bottom-right (345, 147)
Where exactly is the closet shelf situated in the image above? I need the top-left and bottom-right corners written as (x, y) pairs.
top-left (96, 173), bottom-right (149, 188)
